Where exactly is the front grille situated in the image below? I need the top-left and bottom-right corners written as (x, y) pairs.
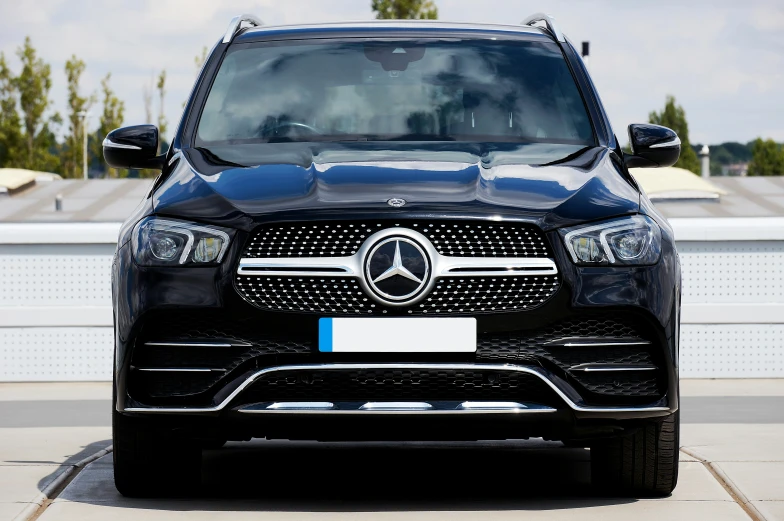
top-left (480, 316), bottom-right (664, 400)
top-left (237, 219), bottom-right (559, 315)
top-left (234, 368), bottom-right (561, 406)
top-left (131, 315), bottom-right (311, 398)
top-left (134, 371), bottom-right (223, 398)
top-left (235, 274), bottom-right (560, 315)
top-left (574, 371), bottom-right (661, 397)
top-left (242, 220), bottom-right (552, 258)
top-left (130, 312), bottom-right (664, 404)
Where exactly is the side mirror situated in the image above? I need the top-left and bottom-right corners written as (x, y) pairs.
top-left (103, 125), bottom-right (166, 170)
top-left (624, 123), bottom-right (680, 168)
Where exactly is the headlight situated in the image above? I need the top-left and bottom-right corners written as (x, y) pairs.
top-left (132, 217), bottom-right (233, 266)
top-left (560, 215), bottom-right (661, 266)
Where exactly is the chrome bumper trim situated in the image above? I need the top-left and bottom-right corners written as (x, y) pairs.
top-left (237, 256), bottom-right (558, 278)
top-left (134, 367), bottom-right (226, 373)
top-left (144, 341), bottom-right (251, 348)
top-left (544, 337), bottom-right (652, 347)
top-left (123, 363), bottom-right (670, 415)
top-left (360, 402), bottom-right (432, 411)
top-left (265, 402), bottom-right (335, 410)
top-left (563, 341), bottom-right (652, 347)
top-left (569, 363), bottom-right (658, 373)
top-left (457, 401), bottom-right (551, 411)
top-left (236, 400), bottom-right (557, 414)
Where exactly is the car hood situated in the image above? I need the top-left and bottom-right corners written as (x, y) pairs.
top-left (152, 143), bottom-right (639, 232)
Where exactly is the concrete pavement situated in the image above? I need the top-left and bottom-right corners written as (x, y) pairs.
top-left (0, 383), bottom-right (110, 521)
top-left (0, 380), bottom-right (782, 520)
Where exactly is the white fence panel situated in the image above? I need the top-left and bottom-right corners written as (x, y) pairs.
top-left (0, 218), bottom-right (783, 381)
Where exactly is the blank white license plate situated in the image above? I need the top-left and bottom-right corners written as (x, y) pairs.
top-left (319, 317), bottom-right (477, 353)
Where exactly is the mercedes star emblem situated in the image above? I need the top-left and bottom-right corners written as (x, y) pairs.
top-left (365, 236), bottom-right (430, 304)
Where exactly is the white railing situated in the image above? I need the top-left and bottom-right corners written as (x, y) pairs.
top-left (1, 218), bottom-right (783, 380)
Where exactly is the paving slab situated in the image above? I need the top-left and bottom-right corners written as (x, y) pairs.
top-left (662, 462), bottom-right (733, 501)
top-left (0, 383), bottom-right (111, 402)
top-left (756, 501), bottom-right (784, 521)
top-left (0, 427), bottom-right (110, 521)
top-left (0, 502), bottom-right (36, 521)
top-left (717, 462), bottom-right (784, 501)
top-left (681, 379), bottom-right (784, 397)
top-left (2, 381), bottom-right (781, 521)
top-left (0, 427), bottom-right (111, 466)
top-left (39, 499), bottom-right (751, 521)
top-left (681, 424), bottom-right (784, 462)
top-left (39, 444), bottom-right (740, 521)
top-left (0, 464), bottom-right (64, 503)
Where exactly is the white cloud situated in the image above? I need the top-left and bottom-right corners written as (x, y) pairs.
top-left (0, 0), bottom-right (782, 144)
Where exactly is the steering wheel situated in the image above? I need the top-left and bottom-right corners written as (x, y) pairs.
top-left (275, 121), bottom-right (323, 136)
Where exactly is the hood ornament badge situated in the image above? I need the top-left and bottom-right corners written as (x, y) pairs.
top-left (387, 198), bottom-right (406, 207)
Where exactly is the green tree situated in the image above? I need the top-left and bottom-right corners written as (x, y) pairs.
top-left (91, 73), bottom-right (126, 178)
top-left (156, 70), bottom-right (167, 142)
top-left (14, 37), bottom-right (60, 172)
top-left (372, 0), bottom-right (438, 19)
top-left (137, 70), bottom-right (167, 178)
top-left (748, 138), bottom-right (784, 176)
top-left (194, 46), bottom-right (208, 72)
top-left (62, 56), bottom-right (94, 178)
top-left (0, 52), bottom-right (23, 167)
top-left (648, 95), bottom-right (700, 174)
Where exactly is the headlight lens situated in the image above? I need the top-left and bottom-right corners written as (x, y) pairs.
top-left (132, 217), bottom-right (232, 266)
top-left (560, 215), bottom-right (661, 266)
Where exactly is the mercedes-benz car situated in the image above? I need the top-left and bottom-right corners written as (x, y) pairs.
top-left (106, 13), bottom-right (682, 497)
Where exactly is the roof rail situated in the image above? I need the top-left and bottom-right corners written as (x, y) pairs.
top-left (521, 13), bottom-right (565, 43)
top-left (222, 14), bottom-right (263, 44)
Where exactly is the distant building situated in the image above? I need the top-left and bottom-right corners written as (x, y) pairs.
top-left (720, 162), bottom-right (749, 177)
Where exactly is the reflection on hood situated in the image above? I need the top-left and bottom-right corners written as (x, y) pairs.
top-left (152, 143), bottom-right (639, 231)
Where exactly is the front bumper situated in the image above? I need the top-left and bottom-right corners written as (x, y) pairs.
top-left (125, 362), bottom-right (671, 420)
top-left (113, 220), bottom-right (680, 436)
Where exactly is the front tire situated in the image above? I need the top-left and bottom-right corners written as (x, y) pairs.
top-left (590, 411), bottom-right (679, 496)
top-left (112, 408), bottom-right (202, 497)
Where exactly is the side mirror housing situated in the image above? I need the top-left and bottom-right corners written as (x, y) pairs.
top-left (103, 125), bottom-right (166, 170)
top-left (623, 123), bottom-right (681, 168)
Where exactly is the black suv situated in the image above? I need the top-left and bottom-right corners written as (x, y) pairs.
top-left (106, 13), bottom-right (681, 497)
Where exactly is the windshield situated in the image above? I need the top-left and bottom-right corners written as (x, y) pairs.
top-left (196, 38), bottom-right (594, 146)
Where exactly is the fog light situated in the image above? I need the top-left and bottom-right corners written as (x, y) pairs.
top-left (193, 237), bottom-right (224, 263)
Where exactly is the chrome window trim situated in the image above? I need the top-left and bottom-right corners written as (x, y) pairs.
top-left (102, 137), bottom-right (142, 150)
top-left (237, 226), bottom-right (558, 308)
top-left (123, 363), bottom-right (670, 415)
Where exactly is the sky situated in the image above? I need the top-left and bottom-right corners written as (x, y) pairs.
top-left (0, 0), bottom-right (783, 146)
